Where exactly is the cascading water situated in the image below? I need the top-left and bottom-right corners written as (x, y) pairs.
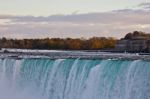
top-left (0, 58), bottom-right (150, 99)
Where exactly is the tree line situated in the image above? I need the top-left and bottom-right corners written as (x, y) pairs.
top-left (0, 37), bottom-right (116, 50)
top-left (124, 31), bottom-right (150, 40)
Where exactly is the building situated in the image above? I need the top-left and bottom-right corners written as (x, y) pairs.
top-left (115, 32), bottom-right (150, 53)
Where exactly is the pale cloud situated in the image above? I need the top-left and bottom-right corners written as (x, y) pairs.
top-left (138, 2), bottom-right (150, 7)
top-left (0, 5), bottom-right (150, 39)
top-left (137, 2), bottom-right (150, 10)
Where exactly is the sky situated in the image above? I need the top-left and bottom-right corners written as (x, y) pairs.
top-left (0, 0), bottom-right (150, 38)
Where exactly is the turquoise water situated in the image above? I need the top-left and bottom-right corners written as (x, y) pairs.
top-left (0, 58), bottom-right (150, 99)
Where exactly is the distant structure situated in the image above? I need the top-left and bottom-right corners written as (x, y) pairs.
top-left (115, 31), bottom-right (150, 53)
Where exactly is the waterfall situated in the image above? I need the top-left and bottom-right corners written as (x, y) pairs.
top-left (0, 58), bottom-right (150, 99)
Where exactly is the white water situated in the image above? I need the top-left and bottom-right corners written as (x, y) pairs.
top-left (0, 58), bottom-right (150, 99)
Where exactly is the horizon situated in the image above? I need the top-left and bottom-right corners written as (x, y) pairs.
top-left (0, 0), bottom-right (150, 38)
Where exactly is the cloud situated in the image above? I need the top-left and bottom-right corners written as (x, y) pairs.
top-left (138, 2), bottom-right (150, 7)
top-left (137, 2), bottom-right (150, 10)
top-left (0, 7), bottom-right (150, 39)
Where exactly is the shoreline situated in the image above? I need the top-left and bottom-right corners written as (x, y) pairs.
top-left (1, 51), bottom-right (150, 60)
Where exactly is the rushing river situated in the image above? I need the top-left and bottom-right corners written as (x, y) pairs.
top-left (0, 58), bottom-right (149, 99)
